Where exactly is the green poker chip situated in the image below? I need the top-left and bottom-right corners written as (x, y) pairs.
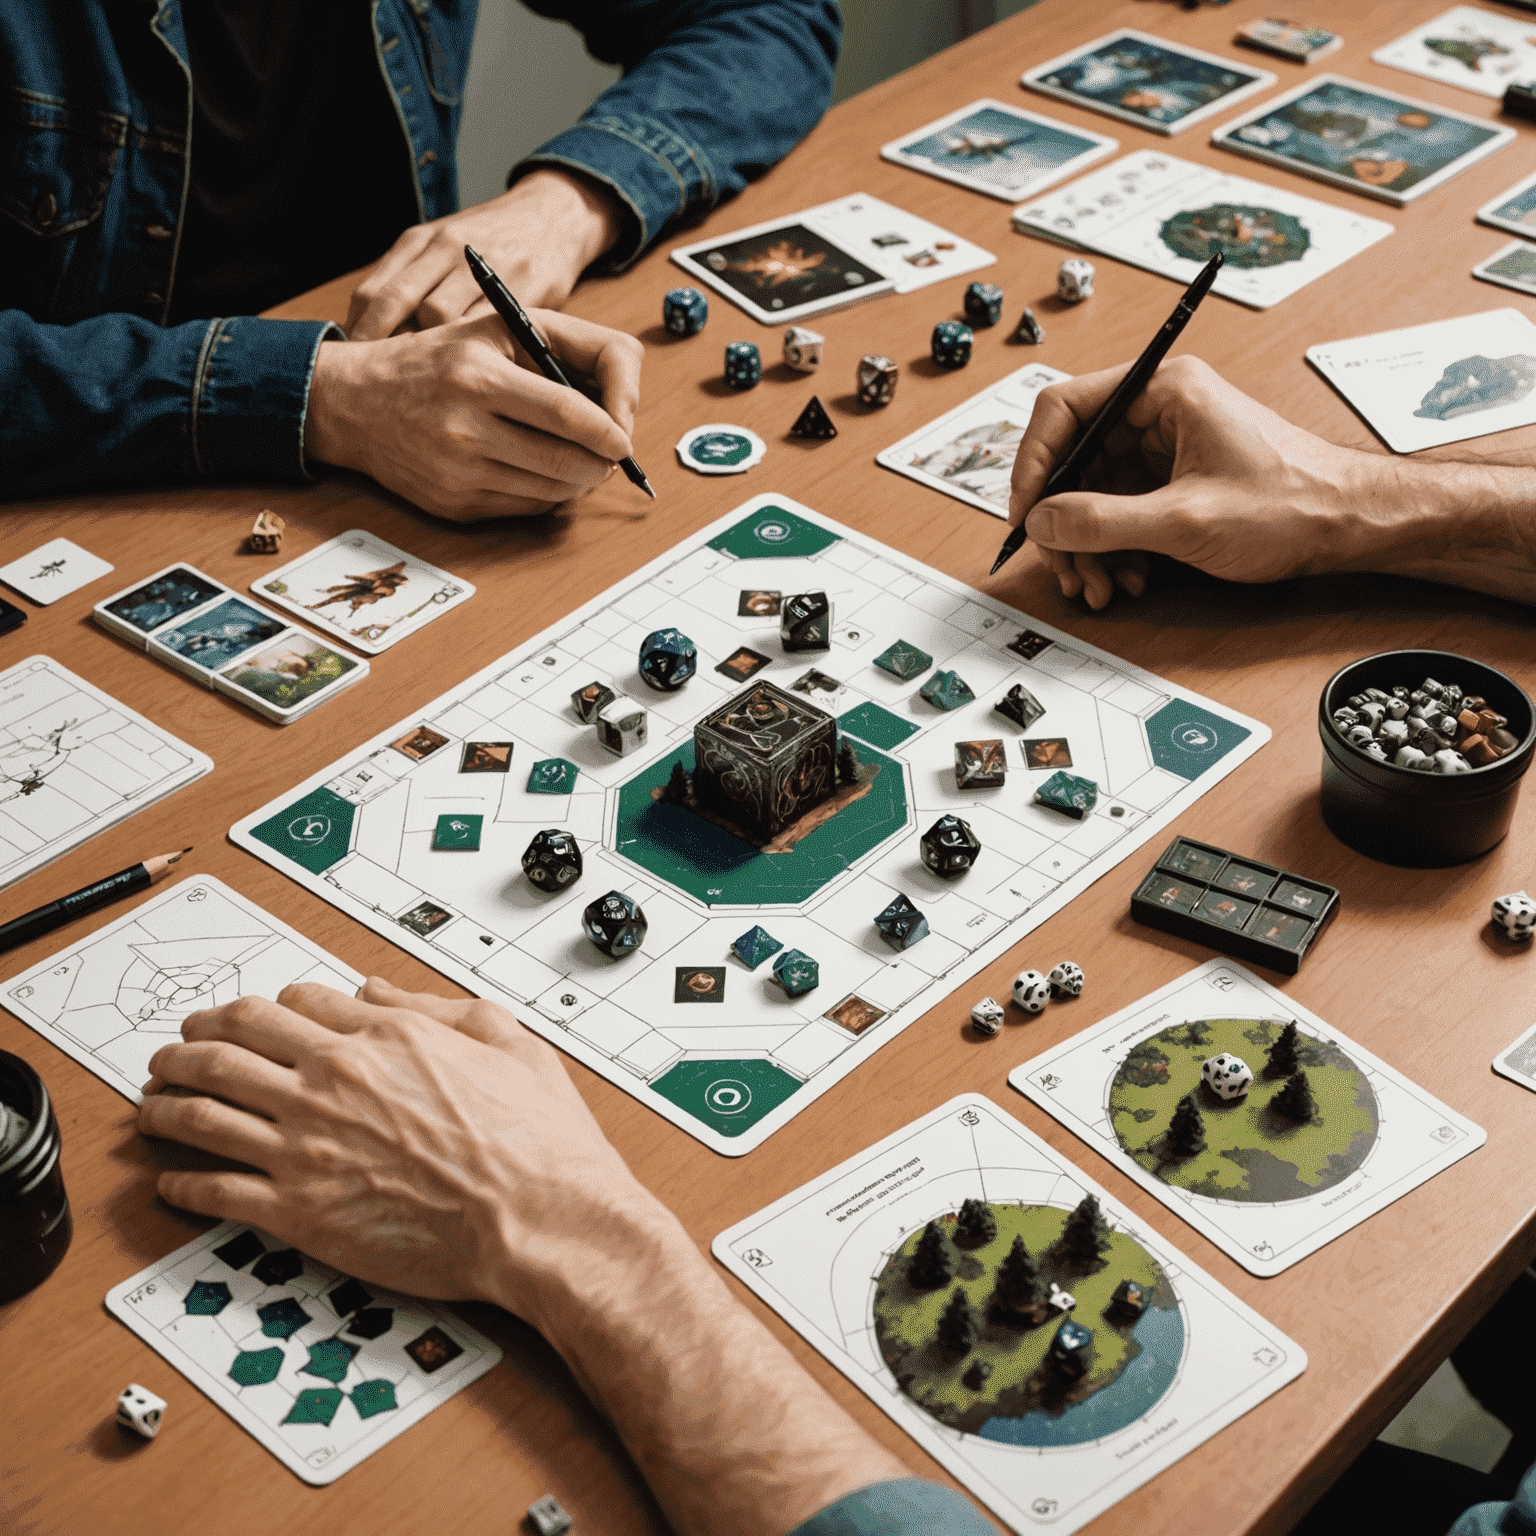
top-left (675, 423), bottom-right (767, 475)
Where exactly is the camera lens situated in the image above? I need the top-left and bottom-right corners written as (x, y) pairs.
top-left (0, 1051), bottom-right (72, 1304)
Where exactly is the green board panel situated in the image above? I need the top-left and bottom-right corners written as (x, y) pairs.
top-left (1144, 700), bottom-right (1251, 782)
top-left (707, 505), bottom-right (842, 560)
top-left (284, 1387), bottom-right (344, 1426)
top-left (650, 1057), bottom-right (804, 1137)
top-left (229, 1347), bottom-right (283, 1386)
top-left (837, 701), bottom-right (921, 751)
top-left (248, 787), bottom-right (356, 874)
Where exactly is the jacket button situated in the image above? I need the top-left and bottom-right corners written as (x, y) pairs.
top-left (146, 223), bottom-right (174, 241)
top-left (35, 191), bottom-right (57, 226)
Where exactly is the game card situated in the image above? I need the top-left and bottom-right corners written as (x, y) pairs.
top-left (107, 1220), bottom-right (500, 1483)
top-left (0, 538), bottom-right (114, 606)
top-left (1477, 166), bottom-right (1536, 236)
top-left (1494, 1019), bottom-right (1536, 1093)
top-left (716, 1095), bottom-right (1305, 1535)
top-left (881, 99), bottom-right (1117, 203)
top-left (1473, 239), bottom-right (1536, 297)
top-left (1374, 7), bottom-right (1536, 99)
top-left (1211, 75), bottom-right (1514, 206)
top-left (876, 362), bottom-right (1072, 517)
top-left (252, 530), bottom-right (474, 655)
top-left (1022, 30), bottom-right (1275, 135)
top-left (1012, 150), bottom-right (1393, 310)
top-left (1234, 19), bottom-right (1342, 65)
top-left (1307, 308), bottom-right (1536, 453)
top-left (1009, 960), bottom-right (1485, 1276)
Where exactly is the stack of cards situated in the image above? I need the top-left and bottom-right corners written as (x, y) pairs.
top-left (1374, 7), bottom-right (1536, 98)
top-left (1235, 19), bottom-right (1342, 65)
top-left (95, 565), bottom-right (367, 724)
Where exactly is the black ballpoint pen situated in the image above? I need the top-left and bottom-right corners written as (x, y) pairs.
top-left (463, 244), bottom-right (656, 499)
top-left (991, 250), bottom-right (1224, 575)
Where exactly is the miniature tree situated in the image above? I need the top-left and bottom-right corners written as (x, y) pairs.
top-left (661, 762), bottom-right (691, 806)
top-left (1264, 1021), bottom-right (1300, 1080)
top-left (1053, 1195), bottom-right (1112, 1272)
top-left (837, 741), bottom-right (860, 787)
top-left (992, 1235), bottom-right (1040, 1315)
top-left (936, 1286), bottom-right (979, 1355)
top-left (1166, 1092), bottom-right (1207, 1159)
top-left (908, 1220), bottom-right (955, 1290)
top-left (953, 1198), bottom-right (997, 1250)
top-left (1271, 1070), bottom-right (1317, 1122)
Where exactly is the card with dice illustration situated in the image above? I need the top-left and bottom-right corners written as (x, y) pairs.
top-left (1009, 960), bottom-right (1484, 1276)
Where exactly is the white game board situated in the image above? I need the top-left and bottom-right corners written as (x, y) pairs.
top-left (714, 1095), bottom-right (1305, 1535)
top-left (1009, 961), bottom-right (1484, 1276)
top-left (230, 497), bottom-right (1268, 1156)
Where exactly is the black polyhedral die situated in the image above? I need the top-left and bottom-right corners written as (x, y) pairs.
top-left (921, 813), bottom-right (981, 877)
top-left (522, 828), bottom-right (583, 891)
top-left (963, 282), bottom-right (1004, 328)
top-left (582, 890), bottom-right (647, 957)
top-left (724, 341), bottom-right (762, 390)
top-left (780, 591), bottom-right (831, 652)
top-left (931, 320), bottom-right (973, 369)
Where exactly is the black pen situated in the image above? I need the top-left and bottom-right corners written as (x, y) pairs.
top-left (991, 250), bottom-right (1224, 575)
top-left (463, 245), bottom-right (655, 499)
top-left (0, 848), bottom-right (192, 954)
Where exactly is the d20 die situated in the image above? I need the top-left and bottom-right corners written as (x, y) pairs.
top-left (638, 628), bottom-right (697, 692)
top-left (919, 669), bottom-right (975, 711)
top-left (1201, 1052), bottom-right (1253, 1101)
top-left (780, 591), bottom-right (832, 652)
top-left (931, 320), bottom-right (973, 370)
top-left (873, 638), bottom-right (932, 681)
top-left (116, 1383), bottom-right (166, 1440)
top-left (731, 924), bottom-right (783, 970)
top-left (571, 679), bottom-right (616, 723)
top-left (963, 281), bottom-right (1004, 328)
top-left (771, 947), bottom-right (819, 996)
top-left (1493, 890), bottom-right (1536, 940)
top-left (995, 684), bottom-right (1046, 730)
top-left (693, 681), bottom-right (836, 840)
top-left (522, 829), bottom-right (583, 891)
top-left (874, 893), bottom-right (929, 951)
top-left (970, 997), bottom-right (1005, 1036)
top-left (1047, 961), bottom-right (1084, 998)
top-left (595, 697), bottom-right (648, 756)
top-left (724, 341), bottom-right (762, 390)
top-left (663, 285), bottom-right (708, 336)
top-left (922, 813), bottom-right (981, 877)
top-left (856, 353), bottom-right (898, 406)
top-left (1057, 258), bottom-right (1095, 302)
top-left (582, 891), bottom-right (647, 957)
top-left (1034, 770), bottom-right (1097, 818)
top-left (783, 325), bottom-right (824, 371)
top-left (954, 740), bottom-right (1006, 790)
top-left (1012, 969), bottom-right (1049, 1013)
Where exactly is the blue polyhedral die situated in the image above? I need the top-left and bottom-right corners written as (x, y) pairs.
top-left (771, 947), bottom-right (819, 996)
top-left (583, 890), bottom-right (647, 957)
top-left (663, 286), bottom-right (708, 336)
top-left (638, 628), bottom-right (697, 692)
top-left (919, 669), bottom-right (975, 711)
top-left (873, 639), bottom-right (932, 681)
top-left (874, 893), bottom-right (929, 951)
top-left (724, 341), bottom-right (762, 390)
top-left (732, 924), bottom-right (784, 970)
top-left (963, 282), bottom-right (1004, 328)
top-left (1034, 770), bottom-right (1099, 819)
top-left (930, 320), bottom-right (973, 370)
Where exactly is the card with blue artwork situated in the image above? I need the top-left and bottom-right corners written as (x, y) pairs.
top-left (880, 98), bottom-right (1117, 202)
top-left (1473, 239), bottom-right (1536, 297)
top-left (1478, 166), bottom-right (1536, 238)
top-left (1494, 1017), bottom-right (1536, 1094)
top-left (1373, 7), bottom-right (1536, 99)
top-left (1021, 30), bottom-right (1275, 136)
top-left (1212, 75), bottom-right (1514, 206)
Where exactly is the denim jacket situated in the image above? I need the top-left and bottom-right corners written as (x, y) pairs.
top-left (0, 0), bottom-right (839, 497)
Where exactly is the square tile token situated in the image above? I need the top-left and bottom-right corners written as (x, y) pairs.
top-left (716, 646), bottom-right (771, 683)
top-left (675, 966), bottom-right (726, 1004)
top-left (392, 726), bottom-right (450, 762)
top-left (1161, 842), bottom-right (1223, 880)
top-left (1251, 910), bottom-right (1312, 950)
top-left (399, 901), bottom-right (451, 936)
top-left (739, 590), bottom-right (781, 616)
top-left (825, 995), bottom-right (885, 1034)
top-left (1272, 879), bottom-right (1327, 914)
top-left (1022, 737), bottom-right (1072, 770)
top-left (432, 814), bottom-right (483, 851)
top-left (1214, 860), bottom-right (1276, 898)
top-left (791, 669), bottom-right (841, 697)
top-left (873, 639), bottom-right (933, 680)
top-left (1197, 890), bottom-right (1255, 929)
top-left (459, 741), bottom-right (513, 773)
top-left (0, 538), bottom-right (114, 605)
top-left (527, 757), bottom-right (578, 794)
top-left (1006, 628), bottom-right (1053, 660)
top-left (1136, 872), bottom-right (1199, 913)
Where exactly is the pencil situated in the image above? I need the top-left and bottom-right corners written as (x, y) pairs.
top-left (991, 250), bottom-right (1225, 576)
top-left (463, 245), bottom-right (656, 499)
top-left (0, 848), bottom-right (193, 953)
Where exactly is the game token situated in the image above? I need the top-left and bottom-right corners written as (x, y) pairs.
top-left (788, 396), bottom-right (837, 439)
top-left (953, 739), bottom-right (1006, 790)
top-left (919, 669), bottom-right (974, 710)
top-left (1235, 18), bottom-right (1341, 64)
top-left (674, 424), bottom-right (767, 475)
top-left (571, 680), bottom-right (616, 723)
top-left (780, 592), bottom-right (832, 652)
top-left (663, 285), bottom-right (708, 335)
top-left (873, 639), bottom-right (932, 680)
top-left (1492, 890), bottom-right (1536, 940)
top-left (116, 1384), bottom-right (165, 1440)
top-left (248, 510), bottom-right (284, 554)
top-left (1200, 1053), bottom-right (1252, 1101)
top-left (432, 813), bottom-right (482, 852)
top-left (1012, 306), bottom-right (1045, 344)
top-left (771, 947), bottom-right (819, 996)
top-left (970, 997), bottom-right (1004, 1036)
top-left (731, 924), bottom-right (783, 969)
top-left (527, 757), bottom-right (579, 794)
top-left (1033, 770), bottom-right (1097, 817)
top-left (1012, 969), bottom-right (1049, 1013)
top-left (995, 683), bottom-right (1045, 730)
top-left (1057, 258), bottom-right (1094, 302)
top-left (783, 325), bottom-right (823, 371)
top-left (724, 341), bottom-right (762, 389)
top-left (595, 698), bottom-right (648, 756)
top-left (874, 893), bottom-right (929, 951)
top-left (921, 814), bottom-right (981, 876)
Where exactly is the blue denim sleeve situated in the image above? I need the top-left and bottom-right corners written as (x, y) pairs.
top-left (512, 0), bottom-right (841, 268)
top-left (0, 309), bottom-right (341, 497)
top-left (1449, 1460), bottom-right (1536, 1536)
top-left (788, 1479), bottom-right (995, 1536)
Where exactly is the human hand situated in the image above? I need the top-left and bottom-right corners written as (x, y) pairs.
top-left (304, 308), bottom-right (642, 520)
top-left (347, 170), bottom-right (622, 339)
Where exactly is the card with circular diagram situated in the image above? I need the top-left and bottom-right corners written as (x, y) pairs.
top-left (1008, 960), bottom-right (1484, 1277)
top-left (714, 1094), bottom-right (1305, 1535)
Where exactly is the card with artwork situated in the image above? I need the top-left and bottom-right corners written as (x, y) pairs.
top-left (1373, 7), bottom-right (1536, 98)
top-left (881, 98), bottom-right (1116, 202)
top-left (1234, 19), bottom-right (1342, 65)
top-left (1307, 308), bottom-right (1536, 453)
top-left (0, 538), bottom-right (113, 606)
top-left (1494, 1018), bottom-right (1536, 1093)
top-left (1022, 30), bottom-right (1275, 135)
top-left (1473, 239), bottom-right (1536, 296)
top-left (1478, 166), bottom-right (1536, 236)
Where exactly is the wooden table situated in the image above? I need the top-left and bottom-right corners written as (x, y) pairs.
top-left (5, 2), bottom-right (1535, 1531)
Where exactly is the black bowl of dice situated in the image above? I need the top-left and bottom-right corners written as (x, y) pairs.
top-left (1317, 650), bottom-right (1534, 867)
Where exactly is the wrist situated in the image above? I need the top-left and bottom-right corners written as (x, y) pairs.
top-left (504, 169), bottom-right (622, 280)
top-left (303, 339), bottom-right (366, 472)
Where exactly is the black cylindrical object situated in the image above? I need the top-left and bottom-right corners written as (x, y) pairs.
top-left (1318, 650), bottom-right (1535, 867)
top-left (0, 1050), bottom-right (72, 1303)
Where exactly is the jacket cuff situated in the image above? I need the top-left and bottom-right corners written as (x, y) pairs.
top-left (787, 1479), bottom-right (995, 1536)
top-left (190, 316), bottom-right (345, 482)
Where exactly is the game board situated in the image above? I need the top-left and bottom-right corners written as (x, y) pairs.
top-left (714, 1095), bottom-right (1305, 1535)
top-left (230, 497), bottom-right (1268, 1156)
top-left (1009, 961), bottom-right (1484, 1276)
top-left (3, 876), bottom-right (362, 1102)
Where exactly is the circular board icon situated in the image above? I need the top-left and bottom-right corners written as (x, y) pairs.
top-left (675, 424), bottom-right (767, 476)
top-left (288, 814), bottom-right (332, 844)
top-left (1171, 721), bottom-right (1218, 754)
top-left (704, 1078), bottom-right (753, 1115)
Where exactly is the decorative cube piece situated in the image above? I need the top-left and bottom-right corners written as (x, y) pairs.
top-left (921, 813), bottom-right (981, 876)
top-left (693, 681), bottom-right (836, 840)
top-left (1057, 258), bottom-right (1095, 302)
top-left (571, 679), bottom-right (616, 723)
top-left (963, 281), bottom-right (1004, 328)
top-left (780, 591), bottom-right (832, 652)
top-left (527, 756), bottom-right (579, 795)
top-left (731, 924), bottom-right (783, 969)
top-left (1050, 1319), bottom-right (1093, 1379)
top-left (771, 947), bottom-right (819, 996)
top-left (856, 353), bottom-right (898, 406)
top-left (522, 829), bottom-right (583, 891)
top-left (1492, 890), bottom-right (1536, 941)
top-left (1047, 1281), bottom-right (1076, 1312)
top-left (931, 320), bottom-right (973, 369)
top-left (582, 890), bottom-right (647, 957)
top-left (783, 325), bottom-right (824, 371)
top-left (432, 813), bottom-right (482, 851)
top-left (954, 739), bottom-right (1006, 790)
top-left (1012, 969), bottom-right (1050, 1013)
top-left (874, 892), bottom-right (929, 950)
top-left (873, 638), bottom-right (932, 681)
top-left (919, 669), bottom-right (975, 710)
top-left (970, 997), bottom-right (1005, 1036)
top-left (1013, 306), bottom-right (1045, 345)
top-left (528, 1495), bottom-right (573, 1536)
top-left (1034, 770), bottom-right (1098, 818)
top-left (724, 341), bottom-right (762, 390)
top-left (995, 684), bottom-right (1046, 730)
top-left (116, 1383), bottom-right (166, 1440)
top-left (248, 509), bottom-right (284, 554)
top-left (595, 697), bottom-right (648, 756)
top-left (1200, 1052), bottom-right (1253, 1101)
top-left (638, 628), bottom-right (697, 692)
top-left (663, 285), bottom-right (708, 336)
top-left (789, 396), bottom-right (837, 439)
top-left (1047, 961), bottom-right (1084, 998)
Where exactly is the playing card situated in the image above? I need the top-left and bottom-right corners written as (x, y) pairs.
top-left (1494, 1019), bottom-right (1536, 1093)
top-left (1212, 75), bottom-right (1514, 206)
top-left (1022, 30), bottom-right (1275, 135)
top-left (0, 538), bottom-right (114, 605)
top-left (1234, 19), bottom-right (1342, 64)
top-left (1011, 150), bottom-right (1393, 310)
top-left (1477, 166), bottom-right (1536, 236)
top-left (880, 98), bottom-right (1117, 203)
top-left (252, 531), bottom-right (474, 655)
top-left (1473, 239), bottom-right (1536, 296)
top-left (811, 195), bottom-right (996, 292)
top-left (1373, 7), bottom-right (1536, 98)
top-left (1307, 308), bottom-right (1536, 453)
top-left (219, 631), bottom-right (366, 722)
